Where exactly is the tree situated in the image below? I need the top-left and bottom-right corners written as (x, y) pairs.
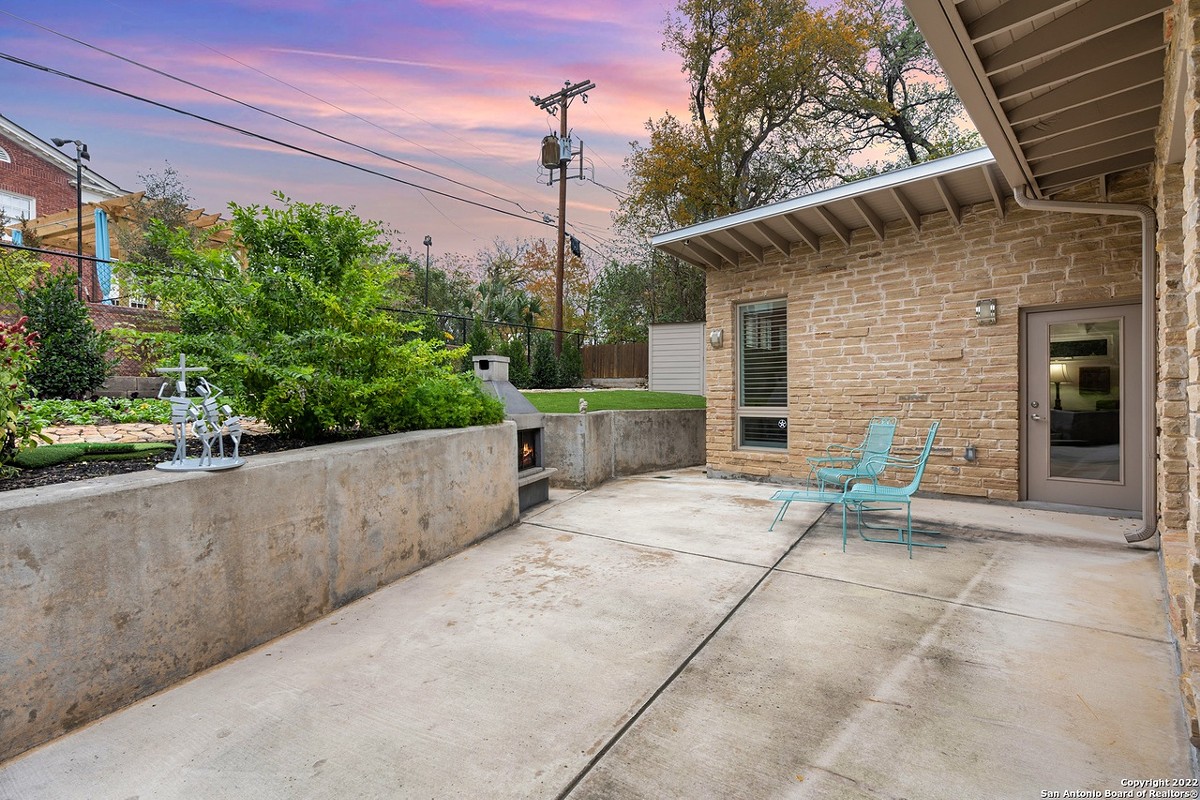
top-left (621, 0), bottom-right (977, 232)
top-left (115, 163), bottom-right (204, 279)
top-left (466, 316), bottom-right (495, 359)
top-left (591, 259), bottom-right (652, 343)
top-left (19, 274), bottom-right (114, 399)
top-left (499, 335), bottom-right (531, 388)
top-left (131, 194), bottom-right (502, 440)
top-left (590, 251), bottom-right (706, 342)
top-left (619, 0), bottom-right (864, 239)
top-left (464, 241), bottom-right (542, 326)
top-left (612, 0), bottom-right (980, 330)
top-left (0, 245), bottom-right (49, 306)
top-left (557, 334), bottom-right (583, 388)
top-left (0, 316), bottom-right (47, 472)
top-left (519, 239), bottom-right (593, 335)
top-left (822, 0), bottom-right (982, 174)
top-left (529, 332), bottom-right (559, 389)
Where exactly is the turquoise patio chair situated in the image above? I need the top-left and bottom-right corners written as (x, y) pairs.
top-left (841, 421), bottom-right (943, 559)
top-left (806, 416), bottom-right (898, 490)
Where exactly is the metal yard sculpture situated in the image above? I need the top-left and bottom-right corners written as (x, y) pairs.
top-left (154, 355), bottom-right (246, 472)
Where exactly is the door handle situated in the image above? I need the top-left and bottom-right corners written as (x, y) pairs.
top-left (1030, 414), bottom-right (1044, 421)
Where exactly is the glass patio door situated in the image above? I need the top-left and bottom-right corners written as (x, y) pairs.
top-left (1023, 305), bottom-right (1141, 510)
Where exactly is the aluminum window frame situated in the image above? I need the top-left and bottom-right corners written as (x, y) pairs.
top-left (736, 298), bottom-right (788, 451)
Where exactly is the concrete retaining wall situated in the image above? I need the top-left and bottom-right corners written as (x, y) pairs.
top-left (543, 409), bottom-right (705, 489)
top-left (0, 423), bottom-right (519, 763)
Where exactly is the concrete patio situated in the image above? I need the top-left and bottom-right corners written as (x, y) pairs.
top-left (0, 468), bottom-right (1192, 798)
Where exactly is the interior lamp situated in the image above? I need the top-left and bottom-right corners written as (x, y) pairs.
top-left (1049, 362), bottom-right (1071, 410)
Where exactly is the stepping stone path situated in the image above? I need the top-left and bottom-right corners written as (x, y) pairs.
top-left (43, 420), bottom-right (274, 445)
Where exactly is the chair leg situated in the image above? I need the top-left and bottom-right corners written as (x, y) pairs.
top-left (852, 501), bottom-right (946, 555)
top-left (769, 500), bottom-right (790, 532)
top-left (841, 501), bottom-right (849, 552)
top-left (906, 503), bottom-right (912, 559)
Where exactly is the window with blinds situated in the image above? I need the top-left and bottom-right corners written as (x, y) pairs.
top-left (737, 299), bottom-right (787, 449)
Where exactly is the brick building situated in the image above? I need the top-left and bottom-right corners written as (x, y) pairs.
top-left (654, 0), bottom-right (1200, 749)
top-left (0, 114), bottom-right (123, 229)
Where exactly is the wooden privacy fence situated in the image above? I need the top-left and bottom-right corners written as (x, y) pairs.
top-left (582, 343), bottom-right (648, 379)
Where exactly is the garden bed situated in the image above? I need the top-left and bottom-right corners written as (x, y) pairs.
top-left (0, 432), bottom-right (347, 492)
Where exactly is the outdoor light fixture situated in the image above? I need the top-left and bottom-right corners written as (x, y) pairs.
top-left (975, 298), bottom-right (997, 325)
top-left (51, 137), bottom-right (90, 301)
top-left (423, 235), bottom-right (432, 308)
top-left (964, 444), bottom-right (977, 462)
top-left (1049, 362), bottom-right (1072, 410)
top-left (709, 328), bottom-right (724, 349)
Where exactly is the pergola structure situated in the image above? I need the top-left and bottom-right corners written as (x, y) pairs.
top-left (11, 192), bottom-right (233, 305)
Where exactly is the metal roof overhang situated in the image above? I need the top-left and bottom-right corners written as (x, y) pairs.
top-left (905, 0), bottom-right (1171, 198)
top-left (652, 148), bottom-right (1005, 269)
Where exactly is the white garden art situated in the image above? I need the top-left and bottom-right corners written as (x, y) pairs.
top-left (154, 355), bottom-right (246, 472)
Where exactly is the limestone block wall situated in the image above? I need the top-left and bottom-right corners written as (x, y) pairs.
top-left (704, 171), bottom-right (1148, 500)
top-left (1157, 0), bottom-right (1200, 752)
top-left (0, 424), bottom-right (519, 763)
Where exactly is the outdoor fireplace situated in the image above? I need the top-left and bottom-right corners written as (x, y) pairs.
top-left (517, 428), bottom-right (541, 472)
top-left (474, 355), bottom-right (555, 511)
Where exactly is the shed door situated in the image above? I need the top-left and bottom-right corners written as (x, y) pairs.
top-left (1023, 305), bottom-right (1141, 510)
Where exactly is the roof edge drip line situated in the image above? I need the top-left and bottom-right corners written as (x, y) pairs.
top-left (1012, 185), bottom-right (1157, 546)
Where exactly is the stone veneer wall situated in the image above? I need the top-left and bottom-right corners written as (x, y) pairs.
top-left (704, 171), bottom-right (1148, 500)
top-left (1157, 0), bottom-right (1200, 752)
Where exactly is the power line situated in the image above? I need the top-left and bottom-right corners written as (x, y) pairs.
top-left (330, 74), bottom-right (557, 217)
top-left (585, 176), bottom-right (630, 199)
top-left (99, 0), bottom-right (572, 227)
top-left (0, 10), bottom-right (544, 216)
top-left (0, 51), bottom-right (555, 230)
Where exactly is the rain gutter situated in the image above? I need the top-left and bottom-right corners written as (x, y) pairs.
top-left (1012, 185), bottom-right (1157, 545)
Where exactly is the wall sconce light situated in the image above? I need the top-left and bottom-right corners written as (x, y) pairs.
top-left (708, 328), bottom-right (724, 349)
top-left (975, 299), bottom-right (997, 326)
top-left (964, 444), bottom-right (977, 462)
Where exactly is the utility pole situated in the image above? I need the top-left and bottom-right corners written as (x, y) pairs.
top-left (531, 79), bottom-right (594, 355)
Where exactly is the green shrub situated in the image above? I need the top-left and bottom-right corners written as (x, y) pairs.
top-left (27, 397), bottom-right (172, 426)
top-left (500, 335), bottom-right (531, 388)
top-left (558, 335), bottom-right (583, 388)
top-left (363, 370), bottom-right (504, 432)
top-left (130, 194), bottom-right (504, 441)
top-left (529, 332), bottom-right (559, 389)
top-left (19, 274), bottom-right (114, 399)
top-left (466, 317), bottom-right (494, 361)
top-left (0, 316), bottom-right (48, 472)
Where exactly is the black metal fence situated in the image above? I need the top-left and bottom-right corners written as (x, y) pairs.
top-left (387, 308), bottom-right (582, 364)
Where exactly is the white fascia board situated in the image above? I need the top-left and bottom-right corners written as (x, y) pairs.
top-left (0, 115), bottom-right (127, 198)
top-left (905, 0), bottom-right (1034, 192)
top-left (652, 147), bottom-right (996, 247)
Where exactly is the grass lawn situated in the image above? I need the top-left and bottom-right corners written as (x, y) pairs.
top-left (15, 442), bottom-right (173, 469)
top-left (521, 389), bottom-right (705, 413)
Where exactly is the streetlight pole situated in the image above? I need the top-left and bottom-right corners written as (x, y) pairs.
top-left (51, 138), bottom-right (89, 301)
top-left (423, 235), bottom-right (432, 308)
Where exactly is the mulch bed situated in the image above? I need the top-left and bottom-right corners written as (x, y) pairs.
top-left (0, 433), bottom-right (344, 493)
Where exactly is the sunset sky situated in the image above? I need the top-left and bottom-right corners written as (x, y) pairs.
top-left (0, 1), bottom-right (689, 262)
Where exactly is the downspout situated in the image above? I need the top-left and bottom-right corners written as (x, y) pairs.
top-left (1012, 185), bottom-right (1157, 545)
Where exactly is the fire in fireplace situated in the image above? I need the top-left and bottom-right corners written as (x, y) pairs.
top-left (473, 354), bottom-right (554, 510)
top-left (518, 429), bottom-right (538, 471)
